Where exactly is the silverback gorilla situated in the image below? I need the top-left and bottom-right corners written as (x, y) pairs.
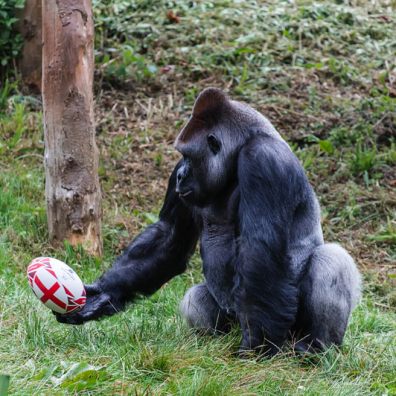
top-left (57, 88), bottom-right (361, 356)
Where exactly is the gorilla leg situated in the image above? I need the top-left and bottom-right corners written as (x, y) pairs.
top-left (294, 243), bottom-right (361, 353)
top-left (180, 283), bottom-right (234, 333)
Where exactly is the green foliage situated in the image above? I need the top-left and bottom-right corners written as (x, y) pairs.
top-left (0, 0), bottom-right (25, 74)
top-left (47, 362), bottom-right (107, 391)
top-left (0, 80), bottom-right (16, 111)
top-left (0, 82), bottom-right (43, 160)
top-left (368, 219), bottom-right (396, 245)
top-left (0, 102), bottom-right (26, 151)
top-left (349, 144), bottom-right (377, 175)
top-left (98, 44), bottom-right (157, 82)
top-left (319, 139), bottom-right (335, 155)
top-left (93, 0), bottom-right (160, 82)
top-left (92, 0), bottom-right (396, 93)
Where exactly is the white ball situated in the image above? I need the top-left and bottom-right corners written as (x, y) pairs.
top-left (27, 257), bottom-right (86, 314)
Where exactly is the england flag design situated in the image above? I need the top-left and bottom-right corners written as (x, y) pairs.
top-left (27, 257), bottom-right (86, 314)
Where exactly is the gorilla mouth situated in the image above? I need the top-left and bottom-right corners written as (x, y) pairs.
top-left (179, 190), bottom-right (192, 198)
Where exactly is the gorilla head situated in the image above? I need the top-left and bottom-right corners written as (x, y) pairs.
top-left (174, 88), bottom-right (276, 206)
top-left (174, 88), bottom-right (240, 205)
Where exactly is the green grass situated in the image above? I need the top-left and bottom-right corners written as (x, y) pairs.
top-left (1, 0), bottom-right (396, 394)
top-left (0, 168), bottom-right (394, 395)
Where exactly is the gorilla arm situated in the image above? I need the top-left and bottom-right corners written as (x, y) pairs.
top-left (234, 135), bottom-right (308, 355)
top-left (56, 162), bottom-right (199, 324)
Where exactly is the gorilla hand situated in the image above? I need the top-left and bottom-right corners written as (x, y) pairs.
top-left (54, 283), bottom-right (122, 325)
top-left (55, 161), bottom-right (199, 326)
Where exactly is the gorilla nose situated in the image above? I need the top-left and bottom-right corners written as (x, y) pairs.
top-left (176, 171), bottom-right (191, 196)
top-left (176, 162), bottom-right (192, 193)
top-left (176, 168), bottom-right (186, 191)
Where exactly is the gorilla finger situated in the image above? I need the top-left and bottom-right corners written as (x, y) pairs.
top-left (83, 294), bottom-right (109, 312)
top-left (55, 294), bottom-right (110, 324)
top-left (84, 283), bottom-right (102, 296)
top-left (72, 294), bottom-right (114, 320)
top-left (55, 311), bottom-right (85, 325)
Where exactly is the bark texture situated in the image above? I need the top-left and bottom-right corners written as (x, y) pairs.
top-left (18, 0), bottom-right (42, 92)
top-left (42, 0), bottom-right (102, 256)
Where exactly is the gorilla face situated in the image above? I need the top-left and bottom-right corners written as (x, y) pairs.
top-left (175, 128), bottom-right (236, 206)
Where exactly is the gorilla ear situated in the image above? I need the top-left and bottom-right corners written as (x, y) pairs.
top-left (192, 87), bottom-right (229, 117)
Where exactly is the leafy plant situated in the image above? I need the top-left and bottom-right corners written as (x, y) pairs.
top-left (0, 0), bottom-right (25, 74)
top-left (0, 80), bottom-right (17, 111)
top-left (349, 143), bottom-right (377, 175)
top-left (368, 219), bottom-right (396, 245)
top-left (98, 44), bottom-right (157, 82)
top-left (0, 102), bottom-right (26, 154)
top-left (51, 362), bottom-right (107, 391)
top-left (318, 139), bottom-right (335, 155)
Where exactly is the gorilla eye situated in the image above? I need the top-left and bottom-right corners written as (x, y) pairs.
top-left (207, 134), bottom-right (221, 155)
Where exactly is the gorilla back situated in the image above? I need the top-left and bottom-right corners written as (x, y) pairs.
top-left (56, 88), bottom-right (361, 357)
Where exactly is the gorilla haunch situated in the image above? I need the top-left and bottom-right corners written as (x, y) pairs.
top-left (56, 88), bottom-right (361, 356)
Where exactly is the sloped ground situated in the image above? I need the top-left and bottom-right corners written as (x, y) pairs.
top-left (0, 1), bottom-right (395, 394)
top-left (93, 0), bottom-right (395, 272)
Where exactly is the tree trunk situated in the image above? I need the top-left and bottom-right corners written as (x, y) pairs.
top-left (18, 0), bottom-right (42, 92)
top-left (42, 0), bottom-right (102, 256)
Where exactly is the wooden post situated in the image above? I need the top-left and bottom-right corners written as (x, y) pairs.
top-left (42, 0), bottom-right (102, 256)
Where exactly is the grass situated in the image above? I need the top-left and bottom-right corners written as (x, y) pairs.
top-left (0, 171), bottom-right (394, 394)
top-left (1, 0), bottom-right (396, 394)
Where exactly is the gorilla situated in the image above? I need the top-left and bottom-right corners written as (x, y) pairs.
top-left (57, 88), bottom-right (361, 356)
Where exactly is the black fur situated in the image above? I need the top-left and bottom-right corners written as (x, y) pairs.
top-left (56, 88), bottom-right (360, 357)
top-left (234, 136), bottom-right (305, 354)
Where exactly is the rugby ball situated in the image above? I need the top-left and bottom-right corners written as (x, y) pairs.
top-left (27, 257), bottom-right (86, 314)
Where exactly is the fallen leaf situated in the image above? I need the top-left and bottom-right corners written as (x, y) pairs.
top-left (166, 10), bottom-right (180, 23)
